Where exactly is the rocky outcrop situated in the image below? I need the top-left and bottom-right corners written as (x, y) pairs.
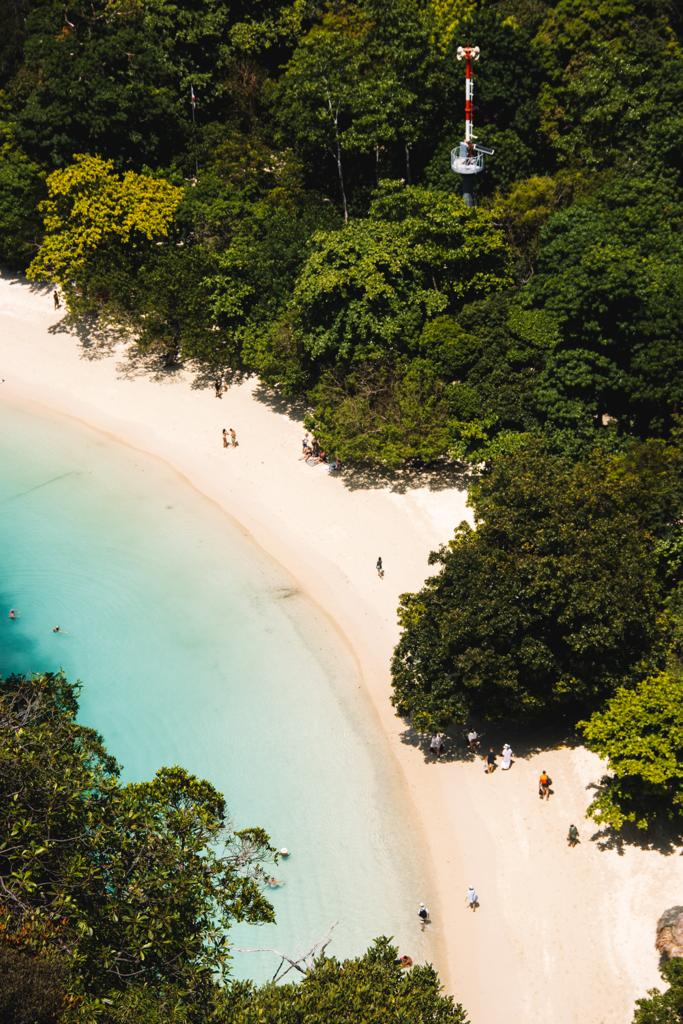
top-left (656, 907), bottom-right (683, 960)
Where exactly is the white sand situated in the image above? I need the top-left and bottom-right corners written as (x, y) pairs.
top-left (0, 275), bottom-right (679, 1023)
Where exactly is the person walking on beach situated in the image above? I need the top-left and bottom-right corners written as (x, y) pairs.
top-left (467, 728), bottom-right (480, 753)
top-left (567, 824), bottom-right (580, 846)
top-left (484, 747), bottom-right (497, 774)
top-left (538, 770), bottom-right (552, 799)
top-left (222, 429), bottom-right (229, 448)
top-left (501, 743), bottom-right (513, 770)
top-left (418, 903), bottom-right (430, 930)
top-left (214, 378), bottom-right (223, 398)
top-left (376, 556), bottom-right (384, 578)
top-left (466, 886), bottom-right (479, 911)
top-left (53, 289), bottom-right (60, 310)
top-left (229, 427), bottom-right (238, 447)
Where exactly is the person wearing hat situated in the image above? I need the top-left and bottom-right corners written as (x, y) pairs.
top-left (418, 902), bottom-right (430, 930)
top-left (466, 886), bottom-right (479, 911)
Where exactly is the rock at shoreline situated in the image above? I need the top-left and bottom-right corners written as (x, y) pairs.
top-left (656, 907), bottom-right (683, 960)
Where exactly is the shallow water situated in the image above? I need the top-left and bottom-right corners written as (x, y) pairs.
top-left (0, 398), bottom-right (431, 979)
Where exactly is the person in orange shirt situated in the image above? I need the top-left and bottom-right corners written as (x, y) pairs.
top-left (538, 770), bottom-right (551, 799)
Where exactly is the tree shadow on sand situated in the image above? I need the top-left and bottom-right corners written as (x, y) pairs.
top-left (252, 382), bottom-right (474, 494)
top-left (584, 779), bottom-right (682, 855)
top-left (398, 717), bottom-right (583, 766)
top-left (48, 310), bottom-right (129, 361)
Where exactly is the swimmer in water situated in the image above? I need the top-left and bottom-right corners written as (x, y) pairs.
top-left (267, 877), bottom-right (282, 888)
top-left (9, 609), bottom-right (16, 620)
top-left (52, 626), bottom-right (61, 633)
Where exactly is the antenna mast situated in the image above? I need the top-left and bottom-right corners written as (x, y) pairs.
top-left (450, 46), bottom-right (493, 206)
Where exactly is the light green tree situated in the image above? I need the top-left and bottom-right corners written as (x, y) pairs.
top-left (27, 154), bottom-right (182, 311)
top-left (580, 670), bottom-right (683, 832)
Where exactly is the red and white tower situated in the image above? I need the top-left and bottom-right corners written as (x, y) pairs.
top-left (451, 45), bottom-right (493, 206)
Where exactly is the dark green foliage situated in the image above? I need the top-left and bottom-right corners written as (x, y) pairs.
top-left (220, 937), bottom-right (470, 1024)
top-left (632, 958), bottom-right (683, 1024)
top-left (0, 945), bottom-right (67, 1024)
top-left (0, 672), bottom-right (275, 1001)
top-left (2, 0), bottom-right (680, 469)
top-left (0, 130), bottom-right (44, 268)
top-left (391, 437), bottom-right (683, 729)
top-left (526, 176), bottom-right (683, 439)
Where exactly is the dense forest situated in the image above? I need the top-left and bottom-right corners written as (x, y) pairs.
top-left (1, 0), bottom-right (682, 1018)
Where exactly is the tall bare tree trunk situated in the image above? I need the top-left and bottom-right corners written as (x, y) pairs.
top-left (327, 94), bottom-right (348, 223)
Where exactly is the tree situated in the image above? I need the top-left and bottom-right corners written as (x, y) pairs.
top-left (0, 672), bottom-right (274, 1000)
top-left (274, 8), bottom-right (372, 222)
top-left (0, 126), bottom-right (44, 268)
top-left (26, 154), bottom-right (182, 313)
top-left (8, 0), bottom-right (240, 169)
top-left (525, 175), bottom-right (683, 439)
top-left (220, 936), bottom-right (470, 1024)
top-left (391, 437), bottom-right (683, 730)
top-left (291, 181), bottom-right (511, 369)
top-left (632, 958), bottom-right (683, 1024)
top-left (0, 945), bottom-right (67, 1024)
top-left (533, 0), bottom-right (682, 176)
top-left (307, 357), bottom-right (464, 466)
top-left (579, 669), bottom-right (683, 832)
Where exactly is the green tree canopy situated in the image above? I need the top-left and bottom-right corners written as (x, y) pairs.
top-left (632, 958), bottom-right (683, 1024)
top-left (525, 175), bottom-right (683, 439)
top-left (221, 936), bottom-right (470, 1024)
top-left (27, 154), bottom-right (182, 313)
top-left (291, 180), bottom-right (511, 369)
top-left (391, 436), bottom-right (683, 730)
top-left (0, 672), bottom-right (274, 1001)
top-left (579, 669), bottom-right (683, 832)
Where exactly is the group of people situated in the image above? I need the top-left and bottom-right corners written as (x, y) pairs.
top-left (222, 427), bottom-right (238, 448)
top-left (9, 609), bottom-right (62, 633)
top-left (483, 743), bottom-right (514, 773)
top-left (300, 434), bottom-right (342, 473)
top-left (418, 885), bottom-right (480, 930)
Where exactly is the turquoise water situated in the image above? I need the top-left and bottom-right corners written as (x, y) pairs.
top-left (0, 398), bottom-right (430, 978)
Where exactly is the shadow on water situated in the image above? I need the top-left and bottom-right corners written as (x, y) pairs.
top-left (0, 590), bottom-right (57, 681)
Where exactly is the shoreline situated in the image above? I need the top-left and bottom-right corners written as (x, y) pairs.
top-left (1, 275), bottom-right (680, 1024)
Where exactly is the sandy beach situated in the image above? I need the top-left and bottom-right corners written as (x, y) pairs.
top-left (0, 275), bottom-right (679, 1024)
